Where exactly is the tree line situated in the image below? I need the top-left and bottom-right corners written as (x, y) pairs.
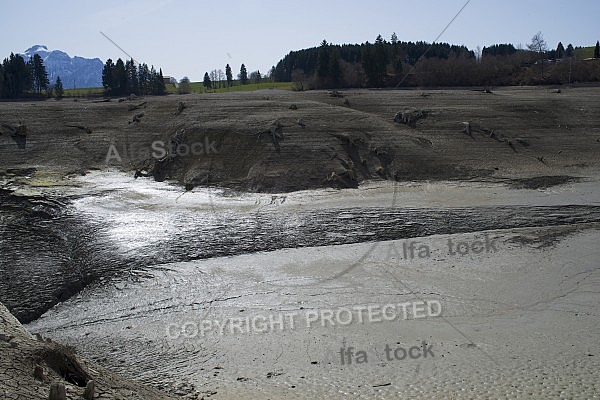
top-left (200, 63), bottom-right (263, 90)
top-left (101, 58), bottom-right (166, 96)
top-left (177, 63), bottom-right (265, 94)
top-left (272, 33), bottom-right (600, 89)
top-left (0, 52), bottom-right (64, 98)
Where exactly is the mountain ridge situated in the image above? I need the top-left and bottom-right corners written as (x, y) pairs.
top-left (20, 45), bottom-right (103, 89)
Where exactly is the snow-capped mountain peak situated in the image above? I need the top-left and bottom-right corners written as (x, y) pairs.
top-left (23, 45), bottom-right (50, 55)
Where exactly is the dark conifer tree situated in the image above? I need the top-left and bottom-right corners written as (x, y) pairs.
top-left (329, 47), bottom-right (341, 88)
top-left (125, 59), bottom-right (138, 94)
top-left (113, 58), bottom-right (127, 95)
top-left (373, 34), bottom-right (388, 87)
top-left (203, 72), bottom-right (212, 89)
top-left (317, 40), bottom-right (330, 78)
top-left (566, 44), bottom-right (574, 57)
top-left (556, 42), bottom-right (565, 59)
top-left (157, 68), bottom-right (166, 95)
top-left (29, 54), bottom-right (49, 93)
top-left (54, 76), bottom-right (64, 98)
top-left (239, 64), bottom-right (248, 84)
top-left (102, 59), bottom-right (114, 95)
top-left (1, 53), bottom-right (30, 97)
top-left (138, 63), bottom-right (150, 94)
top-left (225, 64), bottom-right (233, 87)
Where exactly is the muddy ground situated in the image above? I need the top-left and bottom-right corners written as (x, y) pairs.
top-left (1, 87), bottom-right (600, 399)
top-left (1, 87), bottom-right (599, 192)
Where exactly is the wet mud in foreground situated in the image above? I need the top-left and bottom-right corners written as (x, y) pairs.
top-left (26, 226), bottom-right (600, 399)
top-left (0, 183), bottom-right (600, 322)
top-left (2, 182), bottom-right (600, 323)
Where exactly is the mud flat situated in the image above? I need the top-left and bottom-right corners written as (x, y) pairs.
top-left (24, 177), bottom-right (600, 399)
top-left (26, 225), bottom-right (600, 399)
top-left (2, 171), bottom-right (600, 324)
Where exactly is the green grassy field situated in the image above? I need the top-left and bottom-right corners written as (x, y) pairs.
top-left (61, 81), bottom-right (293, 97)
top-left (165, 80), bottom-right (293, 94)
top-left (574, 46), bottom-right (595, 59)
top-left (62, 87), bottom-right (105, 97)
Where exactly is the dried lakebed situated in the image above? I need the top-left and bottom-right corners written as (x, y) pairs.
top-left (2, 173), bottom-right (600, 324)
top-left (1, 172), bottom-right (598, 398)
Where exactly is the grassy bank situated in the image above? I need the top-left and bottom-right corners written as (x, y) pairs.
top-left (165, 80), bottom-right (293, 94)
top-left (61, 81), bottom-right (293, 97)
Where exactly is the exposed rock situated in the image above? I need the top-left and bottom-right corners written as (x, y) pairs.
top-left (0, 302), bottom-right (176, 399)
top-left (175, 101), bottom-right (187, 115)
top-left (394, 109), bottom-right (427, 128)
top-left (129, 112), bottom-right (145, 124)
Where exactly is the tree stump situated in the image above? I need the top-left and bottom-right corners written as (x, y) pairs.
top-left (49, 381), bottom-right (66, 400)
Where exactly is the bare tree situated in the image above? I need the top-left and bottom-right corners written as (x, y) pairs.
top-left (291, 69), bottom-right (305, 91)
top-left (217, 69), bottom-right (225, 88)
top-left (177, 76), bottom-right (191, 94)
top-left (249, 70), bottom-right (261, 84)
top-left (210, 70), bottom-right (218, 89)
top-left (527, 31), bottom-right (548, 79)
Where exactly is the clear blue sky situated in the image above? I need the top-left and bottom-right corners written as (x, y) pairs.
top-left (1, 0), bottom-right (598, 82)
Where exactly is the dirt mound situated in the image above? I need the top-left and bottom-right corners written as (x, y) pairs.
top-left (0, 88), bottom-right (599, 192)
top-left (0, 302), bottom-right (175, 399)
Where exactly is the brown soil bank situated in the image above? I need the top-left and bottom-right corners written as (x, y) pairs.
top-left (1, 87), bottom-right (599, 191)
top-left (0, 302), bottom-right (175, 399)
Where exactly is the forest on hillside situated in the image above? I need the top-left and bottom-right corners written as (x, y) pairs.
top-left (271, 34), bottom-right (600, 89)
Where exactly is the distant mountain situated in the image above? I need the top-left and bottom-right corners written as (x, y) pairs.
top-left (20, 45), bottom-right (103, 89)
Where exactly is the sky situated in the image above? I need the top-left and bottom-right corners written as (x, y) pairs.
top-left (1, 0), bottom-right (599, 82)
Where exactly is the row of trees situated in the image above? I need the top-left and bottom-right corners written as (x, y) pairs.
top-left (0, 53), bottom-right (63, 98)
top-left (482, 41), bottom-right (576, 59)
top-left (200, 63), bottom-right (261, 90)
top-left (101, 58), bottom-right (166, 96)
top-left (177, 63), bottom-right (264, 94)
top-left (272, 33), bottom-right (600, 89)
